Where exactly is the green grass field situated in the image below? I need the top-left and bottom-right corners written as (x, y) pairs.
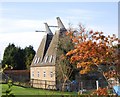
top-left (2, 84), bottom-right (77, 96)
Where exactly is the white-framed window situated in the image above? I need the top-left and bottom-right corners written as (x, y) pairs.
top-left (34, 57), bottom-right (41, 64)
top-left (34, 57), bottom-right (38, 64)
top-left (37, 57), bottom-right (40, 63)
top-left (32, 71), bottom-right (34, 78)
top-left (44, 56), bottom-right (49, 63)
top-left (50, 72), bottom-right (53, 77)
top-left (43, 71), bottom-right (46, 77)
top-left (49, 55), bottom-right (53, 63)
top-left (37, 71), bottom-right (40, 77)
top-left (52, 56), bottom-right (55, 63)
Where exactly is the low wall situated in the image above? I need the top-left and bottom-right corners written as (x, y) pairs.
top-left (3, 70), bottom-right (30, 82)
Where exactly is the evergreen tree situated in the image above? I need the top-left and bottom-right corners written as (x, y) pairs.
top-left (24, 45), bottom-right (35, 69)
top-left (2, 43), bottom-right (35, 70)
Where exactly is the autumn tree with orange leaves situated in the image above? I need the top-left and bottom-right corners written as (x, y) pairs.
top-left (66, 25), bottom-right (119, 86)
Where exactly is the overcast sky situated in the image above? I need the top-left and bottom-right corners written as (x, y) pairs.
top-left (0, 2), bottom-right (118, 60)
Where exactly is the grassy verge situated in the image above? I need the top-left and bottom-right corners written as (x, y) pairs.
top-left (2, 84), bottom-right (77, 96)
top-left (2, 84), bottom-right (117, 97)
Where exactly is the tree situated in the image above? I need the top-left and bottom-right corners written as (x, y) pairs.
top-left (13, 47), bottom-right (25, 70)
top-left (118, 44), bottom-right (120, 80)
top-left (66, 25), bottom-right (119, 86)
top-left (2, 43), bottom-right (25, 70)
top-left (56, 30), bottom-right (78, 91)
top-left (2, 44), bottom-right (15, 68)
top-left (2, 44), bottom-right (35, 70)
top-left (24, 45), bottom-right (35, 69)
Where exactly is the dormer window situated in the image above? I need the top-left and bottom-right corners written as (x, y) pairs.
top-left (44, 56), bottom-right (49, 63)
top-left (34, 57), bottom-right (41, 64)
top-left (49, 55), bottom-right (53, 63)
top-left (34, 57), bottom-right (38, 64)
top-left (37, 57), bottom-right (40, 63)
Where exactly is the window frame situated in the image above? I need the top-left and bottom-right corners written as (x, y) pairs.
top-left (37, 57), bottom-right (40, 63)
top-left (37, 71), bottom-right (40, 77)
top-left (49, 55), bottom-right (53, 63)
top-left (43, 71), bottom-right (46, 77)
top-left (34, 57), bottom-right (38, 64)
top-left (44, 56), bottom-right (49, 63)
top-left (50, 71), bottom-right (53, 77)
top-left (32, 71), bottom-right (34, 78)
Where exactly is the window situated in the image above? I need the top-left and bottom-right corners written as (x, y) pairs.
top-left (37, 57), bottom-right (40, 63)
top-left (37, 71), bottom-right (40, 77)
top-left (34, 57), bottom-right (38, 64)
top-left (50, 72), bottom-right (53, 77)
top-left (52, 56), bottom-right (55, 63)
top-left (49, 55), bottom-right (53, 63)
top-left (43, 72), bottom-right (46, 77)
top-left (32, 71), bottom-right (34, 78)
top-left (44, 56), bottom-right (49, 63)
top-left (34, 57), bottom-right (41, 64)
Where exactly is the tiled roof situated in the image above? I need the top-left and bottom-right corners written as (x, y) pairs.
top-left (31, 17), bottom-right (66, 67)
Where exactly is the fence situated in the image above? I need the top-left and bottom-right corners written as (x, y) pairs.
top-left (56, 79), bottom-right (108, 92)
top-left (1, 70), bottom-right (108, 91)
top-left (31, 79), bottom-right (56, 90)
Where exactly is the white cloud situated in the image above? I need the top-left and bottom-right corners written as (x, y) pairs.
top-left (0, 31), bottom-right (46, 59)
top-left (86, 24), bottom-right (118, 37)
top-left (1, 18), bottom-right (43, 33)
top-left (0, 17), bottom-right (60, 59)
top-left (0, 13), bottom-right (118, 59)
top-left (0, 17), bottom-right (60, 33)
top-left (56, 8), bottom-right (104, 21)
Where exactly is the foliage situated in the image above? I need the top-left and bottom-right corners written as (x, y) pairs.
top-left (2, 43), bottom-right (35, 70)
top-left (56, 31), bottom-right (78, 91)
top-left (92, 87), bottom-right (108, 96)
top-left (24, 45), bottom-right (35, 69)
top-left (117, 44), bottom-right (120, 80)
top-left (66, 24), bottom-right (119, 80)
top-left (4, 80), bottom-right (15, 97)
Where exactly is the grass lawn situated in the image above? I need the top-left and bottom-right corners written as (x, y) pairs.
top-left (2, 84), bottom-right (77, 96)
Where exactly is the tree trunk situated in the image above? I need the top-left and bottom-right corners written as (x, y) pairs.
top-left (102, 72), bottom-right (112, 88)
top-left (62, 79), bottom-right (67, 91)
